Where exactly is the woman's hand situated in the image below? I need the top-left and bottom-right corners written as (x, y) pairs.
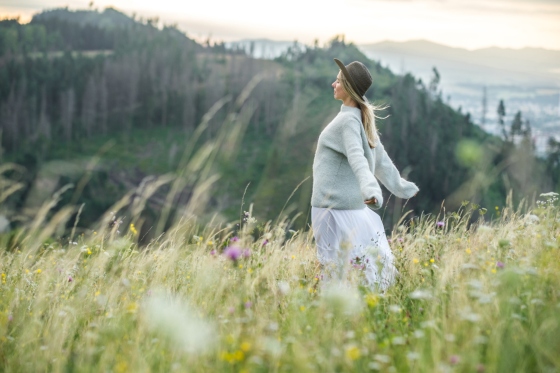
top-left (364, 198), bottom-right (377, 205)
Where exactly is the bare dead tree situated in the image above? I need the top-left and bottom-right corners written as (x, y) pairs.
top-left (60, 87), bottom-right (76, 141)
top-left (82, 76), bottom-right (98, 138)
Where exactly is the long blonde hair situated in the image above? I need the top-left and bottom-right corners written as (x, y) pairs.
top-left (339, 72), bottom-right (387, 148)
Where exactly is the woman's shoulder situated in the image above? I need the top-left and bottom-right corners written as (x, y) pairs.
top-left (334, 110), bottom-right (362, 129)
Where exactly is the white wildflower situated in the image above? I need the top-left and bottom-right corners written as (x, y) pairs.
top-left (409, 289), bottom-right (432, 300)
top-left (143, 291), bottom-right (216, 354)
top-left (321, 283), bottom-right (363, 315)
top-left (277, 281), bottom-right (290, 295)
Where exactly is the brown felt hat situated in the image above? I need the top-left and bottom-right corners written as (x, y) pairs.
top-left (334, 58), bottom-right (372, 98)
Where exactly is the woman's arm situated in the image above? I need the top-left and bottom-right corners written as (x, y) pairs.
top-left (341, 119), bottom-right (384, 209)
top-left (374, 140), bottom-right (419, 199)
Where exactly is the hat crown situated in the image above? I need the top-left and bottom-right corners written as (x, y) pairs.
top-left (334, 58), bottom-right (372, 97)
top-left (346, 61), bottom-right (372, 97)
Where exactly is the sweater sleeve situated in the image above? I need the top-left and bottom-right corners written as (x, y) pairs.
top-left (341, 119), bottom-right (384, 209)
top-left (374, 140), bottom-right (419, 199)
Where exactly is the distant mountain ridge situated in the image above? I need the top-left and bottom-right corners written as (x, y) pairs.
top-left (361, 39), bottom-right (560, 78)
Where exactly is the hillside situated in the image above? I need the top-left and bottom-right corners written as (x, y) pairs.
top-left (0, 8), bottom-right (556, 238)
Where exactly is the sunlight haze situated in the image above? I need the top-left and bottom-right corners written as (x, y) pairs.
top-left (1, 0), bottom-right (560, 50)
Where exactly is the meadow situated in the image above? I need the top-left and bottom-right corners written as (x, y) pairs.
top-left (0, 179), bottom-right (559, 372)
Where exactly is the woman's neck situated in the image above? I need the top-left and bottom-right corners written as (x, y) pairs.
top-left (342, 97), bottom-right (358, 108)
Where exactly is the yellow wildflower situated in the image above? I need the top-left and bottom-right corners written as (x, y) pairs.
top-left (365, 293), bottom-right (378, 308)
top-left (345, 345), bottom-right (361, 360)
top-left (465, 248), bottom-right (472, 254)
top-left (240, 342), bottom-right (251, 352)
top-left (430, 258), bottom-right (435, 263)
top-left (36, 269), bottom-right (42, 274)
top-left (233, 350), bottom-right (244, 361)
top-left (413, 258), bottom-right (419, 264)
top-left (129, 223), bottom-right (138, 236)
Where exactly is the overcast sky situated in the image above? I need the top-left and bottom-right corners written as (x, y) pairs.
top-left (2, 0), bottom-right (560, 50)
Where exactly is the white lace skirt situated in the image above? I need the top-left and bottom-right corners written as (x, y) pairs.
top-left (311, 206), bottom-right (397, 291)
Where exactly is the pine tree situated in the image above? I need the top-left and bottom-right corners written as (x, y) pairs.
top-left (497, 99), bottom-right (507, 141)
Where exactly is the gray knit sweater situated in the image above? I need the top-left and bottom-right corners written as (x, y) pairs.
top-left (311, 105), bottom-right (419, 210)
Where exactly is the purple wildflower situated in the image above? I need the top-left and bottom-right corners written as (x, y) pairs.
top-left (476, 364), bottom-right (485, 372)
top-left (223, 246), bottom-right (242, 261)
top-left (230, 236), bottom-right (239, 242)
top-left (449, 355), bottom-right (460, 365)
top-left (228, 306), bottom-right (235, 314)
top-left (68, 276), bottom-right (73, 282)
top-left (496, 261), bottom-right (504, 268)
top-left (210, 249), bottom-right (216, 256)
top-left (242, 249), bottom-right (251, 258)
top-left (398, 238), bottom-right (404, 243)
top-left (244, 301), bottom-right (252, 309)
top-left (436, 221), bottom-right (445, 228)
top-left (262, 239), bottom-right (269, 246)
top-left (8, 314), bottom-right (13, 322)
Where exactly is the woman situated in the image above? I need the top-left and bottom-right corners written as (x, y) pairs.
top-left (311, 58), bottom-right (419, 291)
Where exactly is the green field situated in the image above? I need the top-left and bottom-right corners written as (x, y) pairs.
top-left (1, 188), bottom-right (558, 372)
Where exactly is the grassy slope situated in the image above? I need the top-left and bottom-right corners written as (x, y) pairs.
top-left (0, 193), bottom-right (559, 372)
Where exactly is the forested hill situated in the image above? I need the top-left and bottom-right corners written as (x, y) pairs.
top-left (0, 8), bottom-right (556, 235)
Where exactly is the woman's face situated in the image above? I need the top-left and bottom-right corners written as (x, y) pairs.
top-left (332, 72), bottom-right (349, 102)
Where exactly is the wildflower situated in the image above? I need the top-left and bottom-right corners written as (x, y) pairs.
top-left (413, 258), bottom-right (419, 264)
top-left (36, 269), bottom-right (42, 274)
top-left (409, 289), bottom-right (432, 300)
top-left (244, 301), bottom-right (252, 309)
top-left (345, 345), bottom-right (361, 360)
top-left (449, 355), bottom-right (460, 365)
top-left (87, 248), bottom-right (92, 255)
top-left (8, 314), bottom-right (13, 322)
top-left (465, 248), bottom-right (472, 254)
top-left (68, 276), bottom-right (73, 282)
top-left (240, 342), bottom-right (251, 352)
top-left (130, 223), bottom-right (138, 235)
top-left (210, 250), bottom-right (216, 256)
top-left (278, 281), bottom-right (290, 295)
top-left (143, 292), bottom-right (217, 354)
top-left (365, 293), bottom-right (378, 308)
top-left (230, 236), bottom-right (239, 242)
top-left (436, 221), bottom-right (445, 228)
top-left (430, 258), bottom-right (435, 263)
top-left (242, 249), bottom-right (251, 258)
top-left (223, 246), bottom-right (242, 261)
top-left (496, 261), bottom-right (504, 268)
top-left (262, 239), bottom-right (268, 246)
top-left (300, 306), bottom-right (306, 311)
top-left (321, 284), bottom-right (363, 315)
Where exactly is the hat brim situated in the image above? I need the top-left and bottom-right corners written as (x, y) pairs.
top-left (334, 58), bottom-right (360, 97)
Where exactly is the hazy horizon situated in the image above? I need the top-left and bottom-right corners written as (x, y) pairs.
top-left (2, 0), bottom-right (560, 51)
